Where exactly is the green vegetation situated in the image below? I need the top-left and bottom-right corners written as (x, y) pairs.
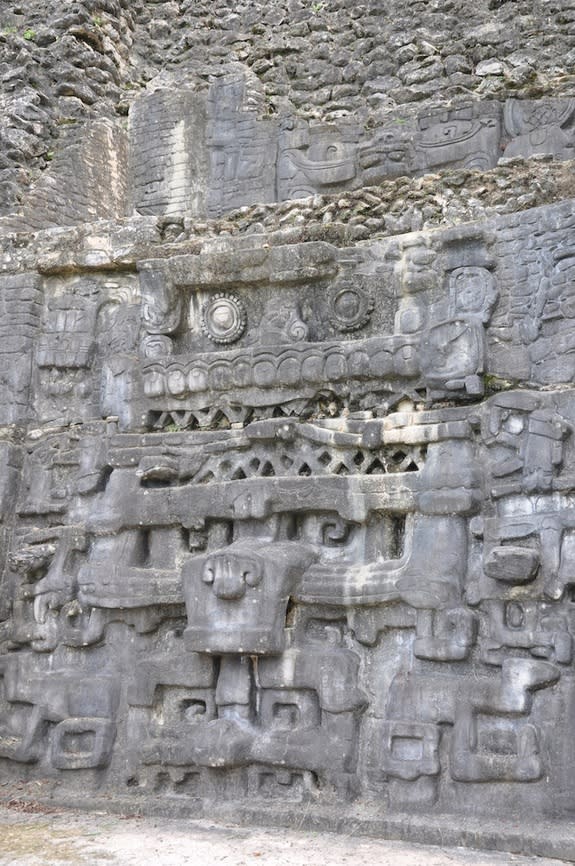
top-left (483, 374), bottom-right (517, 393)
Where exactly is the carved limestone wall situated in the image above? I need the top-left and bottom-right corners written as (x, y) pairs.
top-left (2, 199), bottom-right (575, 847)
top-left (2, 2), bottom-right (575, 858)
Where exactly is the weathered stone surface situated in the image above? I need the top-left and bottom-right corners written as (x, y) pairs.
top-left (3, 1), bottom-right (575, 861)
top-left (1, 201), bottom-right (575, 843)
top-left (2, 0), bottom-right (575, 232)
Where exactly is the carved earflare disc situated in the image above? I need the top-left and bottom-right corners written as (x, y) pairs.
top-left (201, 293), bottom-right (247, 344)
top-left (328, 284), bottom-right (375, 332)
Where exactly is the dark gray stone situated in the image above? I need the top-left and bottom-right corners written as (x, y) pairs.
top-left (0, 201), bottom-right (575, 850)
top-left (3, 3), bottom-right (575, 860)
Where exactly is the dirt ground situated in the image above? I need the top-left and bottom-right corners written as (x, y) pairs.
top-left (0, 803), bottom-right (568, 866)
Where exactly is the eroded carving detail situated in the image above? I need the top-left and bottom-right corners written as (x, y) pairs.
top-left (328, 283), bottom-right (374, 332)
top-left (201, 293), bottom-right (247, 345)
top-left (3, 198), bottom-right (575, 837)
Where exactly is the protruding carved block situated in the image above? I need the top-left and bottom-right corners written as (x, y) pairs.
top-left (183, 540), bottom-right (317, 654)
top-left (51, 718), bottom-right (116, 770)
top-left (380, 721), bottom-right (440, 781)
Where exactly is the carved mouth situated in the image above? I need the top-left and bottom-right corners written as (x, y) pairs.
top-left (141, 335), bottom-right (419, 405)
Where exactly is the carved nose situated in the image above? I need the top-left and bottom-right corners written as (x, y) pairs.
top-left (202, 553), bottom-right (262, 600)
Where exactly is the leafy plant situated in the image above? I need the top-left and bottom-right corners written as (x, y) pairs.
top-left (483, 373), bottom-right (516, 393)
top-left (23, 28), bottom-right (35, 40)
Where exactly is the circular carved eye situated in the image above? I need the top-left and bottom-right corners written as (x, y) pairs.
top-left (329, 285), bottom-right (374, 332)
top-left (201, 293), bottom-right (247, 344)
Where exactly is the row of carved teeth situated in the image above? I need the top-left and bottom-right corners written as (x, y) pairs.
top-left (142, 344), bottom-right (418, 398)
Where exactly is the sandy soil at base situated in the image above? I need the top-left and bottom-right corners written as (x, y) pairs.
top-left (0, 803), bottom-right (567, 866)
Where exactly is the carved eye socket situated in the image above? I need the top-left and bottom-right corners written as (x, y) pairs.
top-left (243, 566), bottom-right (262, 588)
top-left (201, 293), bottom-right (246, 344)
top-left (202, 566), bottom-right (215, 585)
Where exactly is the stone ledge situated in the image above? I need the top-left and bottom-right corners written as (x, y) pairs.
top-left (3, 792), bottom-right (573, 863)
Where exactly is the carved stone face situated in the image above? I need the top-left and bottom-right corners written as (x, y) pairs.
top-left (7, 155), bottom-right (575, 839)
top-left (178, 495), bottom-right (409, 655)
top-left (183, 537), bottom-right (318, 654)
